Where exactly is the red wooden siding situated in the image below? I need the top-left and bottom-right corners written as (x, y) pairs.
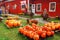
top-left (30, 0), bottom-right (60, 17)
top-left (5, 0), bottom-right (28, 14)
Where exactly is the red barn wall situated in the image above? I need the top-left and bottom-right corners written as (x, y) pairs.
top-left (30, 0), bottom-right (60, 17)
top-left (5, 0), bottom-right (28, 14)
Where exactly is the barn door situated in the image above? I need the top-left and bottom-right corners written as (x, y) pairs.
top-left (31, 4), bottom-right (35, 14)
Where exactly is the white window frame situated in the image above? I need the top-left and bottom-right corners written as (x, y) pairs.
top-left (21, 1), bottom-right (26, 10)
top-left (49, 2), bottom-right (56, 12)
top-left (21, 4), bottom-right (26, 10)
top-left (36, 3), bottom-right (42, 12)
top-left (32, 4), bottom-right (35, 14)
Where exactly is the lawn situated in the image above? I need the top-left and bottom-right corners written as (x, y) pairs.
top-left (0, 17), bottom-right (60, 40)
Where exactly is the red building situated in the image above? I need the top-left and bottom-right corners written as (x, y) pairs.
top-left (0, 0), bottom-right (60, 17)
top-left (29, 0), bottom-right (60, 17)
top-left (5, 0), bottom-right (28, 14)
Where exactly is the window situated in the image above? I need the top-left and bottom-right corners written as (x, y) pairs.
top-left (21, 4), bottom-right (26, 10)
top-left (49, 2), bottom-right (56, 12)
top-left (36, 3), bottom-right (42, 12)
top-left (21, 1), bottom-right (26, 10)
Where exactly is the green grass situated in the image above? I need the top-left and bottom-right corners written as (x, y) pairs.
top-left (0, 18), bottom-right (28, 40)
top-left (48, 18), bottom-right (60, 22)
top-left (19, 15), bottom-right (41, 18)
top-left (0, 18), bottom-right (60, 40)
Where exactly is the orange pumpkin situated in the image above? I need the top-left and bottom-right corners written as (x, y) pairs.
top-left (8, 22), bottom-right (13, 28)
top-left (46, 27), bottom-right (52, 31)
top-left (26, 31), bottom-right (30, 37)
top-left (13, 21), bottom-right (18, 27)
top-left (37, 30), bottom-right (42, 36)
top-left (51, 26), bottom-right (55, 31)
top-left (55, 25), bottom-right (59, 29)
top-left (33, 34), bottom-right (39, 40)
top-left (41, 31), bottom-right (46, 38)
top-left (29, 31), bottom-right (34, 38)
top-left (17, 21), bottom-right (21, 26)
top-left (23, 30), bottom-right (27, 36)
top-left (47, 31), bottom-right (51, 36)
top-left (51, 31), bottom-right (54, 36)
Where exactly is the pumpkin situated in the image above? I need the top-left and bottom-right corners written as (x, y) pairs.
top-left (13, 21), bottom-right (18, 27)
top-left (23, 30), bottom-right (27, 36)
top-left (33, 34), bottom-right (39, 40)
top-left (46, 27), bottom-right (52, 31)
top-left (51, 31), bottom-right (54, 36)
top-left (47, 31), bottom-right (51, 36)
top-left (17, 22), bottom-right (20, 26)
top-left (19, 27), bottom-right (23, 33)
top-left (29, 31), bottom-right (34, 38)
top-left (26, 31), bottom-right (30, 37)
top-left (17, 20), bottom-right (21, 26)
top-left (37, 29), bottom-right (42, 36)
top-left (51, 26), bottom-right (55, 31)
top-left (55, 24), bottom-right (59, 29)
top-left (41, 31), bottom-right (46, 38)
top-left (8, 22), bottom-right (13, 28)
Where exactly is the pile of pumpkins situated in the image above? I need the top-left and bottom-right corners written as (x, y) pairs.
top-left (5, 20), bottom-right (22, 28)
top-left (44, 21), bottom-right (60, 31)
top-left (19, 23), bottom-right (54, 40)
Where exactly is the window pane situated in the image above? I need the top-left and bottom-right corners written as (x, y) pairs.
top-left (36, 3), bottom-right (42, 12)
top-left (49, 2), bottom-right (56, 12)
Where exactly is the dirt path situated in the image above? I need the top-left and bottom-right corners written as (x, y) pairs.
top-left (19, 17), bottom-right (48, 24)
top-left (4, 14), bottom-right (48, 24)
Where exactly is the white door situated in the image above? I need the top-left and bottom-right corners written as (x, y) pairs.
top-left (32, 4), bottom-right (35, 14)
